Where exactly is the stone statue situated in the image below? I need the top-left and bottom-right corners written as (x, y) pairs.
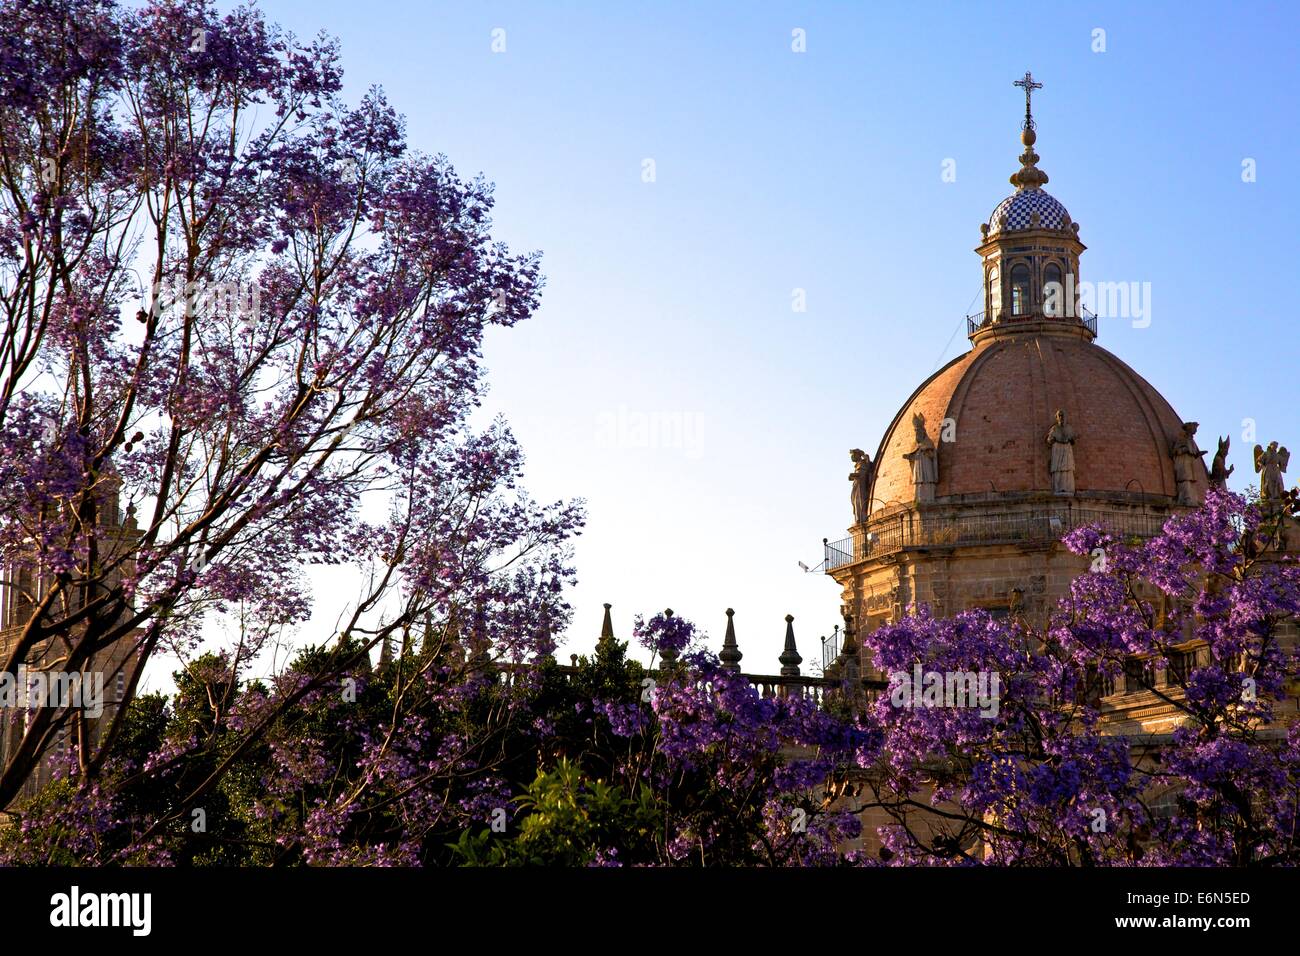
top-left (903, 413), bottom-right (938, 503)
top-left (1210, 435), bottom-right (1234, 490)
top-left (849, 448), bottom-right (872, 525)
top-left (1044, 409), bottom-right (1077, 496)
top-left (1254, 441), bottom-right (1290, 506)
top-left (1170, 422), bottom-right (1207, 506)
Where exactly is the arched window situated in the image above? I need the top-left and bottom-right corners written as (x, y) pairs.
top-left (1010, 264), bottom-right (1031, 316)
top-left (988, 266), bottom-right (1000, 320)
top-left (1043, 263), bottom-right (1063, 316)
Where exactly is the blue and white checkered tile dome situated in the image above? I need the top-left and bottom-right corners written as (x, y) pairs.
top-left (988, 188), bottom-right (1071, 233)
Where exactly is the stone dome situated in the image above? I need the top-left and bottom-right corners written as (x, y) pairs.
top-left (987, 187), bottom-right (1071, 234)
top-left (868, 333), bottom-right (1204, 508)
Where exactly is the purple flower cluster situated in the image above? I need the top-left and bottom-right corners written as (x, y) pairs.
top-left (632, 611), bottom-right (695, 660)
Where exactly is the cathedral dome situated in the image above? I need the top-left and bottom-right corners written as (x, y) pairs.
top-left (867, 333), bottom-right (1204, 508)
top-left (987, 187), bottom-right (1071, 235)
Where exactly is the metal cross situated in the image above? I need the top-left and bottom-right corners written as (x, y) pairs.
top-left (1013, 71), bottom-right (1043, 129)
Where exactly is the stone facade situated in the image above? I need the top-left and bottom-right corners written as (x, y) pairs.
top-left (0, 486), bottom-right (143, 803)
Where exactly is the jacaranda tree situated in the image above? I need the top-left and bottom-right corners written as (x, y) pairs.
top-left (853, 489), bottom-right (1300, 865)
top-left (0, 0), bottom-right (581, 827)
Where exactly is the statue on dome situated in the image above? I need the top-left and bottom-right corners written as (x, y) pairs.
top-left (1170, 422), bottom-right (1207, 506)
top-left (1254, 441), bottom-right (1290, 508)
top-left (1210, 436), bottom-right (1234, 490)
top-left (1045, 409), bottom-right (1077, 495)
top-left (903, 413), bottom-right (938, 503)
top-left (849, 448), bottom-right (872, 525)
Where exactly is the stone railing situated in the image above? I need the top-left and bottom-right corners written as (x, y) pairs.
top-left (505, 604), bottom-right (894, 712)
top-left (542, 660), bottom-right (883, 707)
top-left (748, 673), bottom-right (888, 709)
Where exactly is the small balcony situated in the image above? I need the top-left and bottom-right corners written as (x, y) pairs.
top-left (966, 306), bottom-right (1097, 338)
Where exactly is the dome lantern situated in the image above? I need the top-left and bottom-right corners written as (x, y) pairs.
top-left (970, 72), bottom-right (1091, 343)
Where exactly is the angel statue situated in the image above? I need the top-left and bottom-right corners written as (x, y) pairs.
top-left (1254, 441), bottom-right (1290, 506)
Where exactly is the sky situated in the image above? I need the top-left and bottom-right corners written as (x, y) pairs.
top-left (229, 0), bottom-right (1300, 676)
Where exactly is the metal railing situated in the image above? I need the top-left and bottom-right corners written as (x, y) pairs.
top-left (965, 306), bottom-right (1097, 337)
top-left (823, 538), bottom-right (855, 571)
top-left (825, 505), bottom-right (1169, 571)
top-left (821, 629), bottom-right (841, 670)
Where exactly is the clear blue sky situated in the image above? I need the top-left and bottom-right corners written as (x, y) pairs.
top-left (244, 0), bottom-right (1300, 673)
